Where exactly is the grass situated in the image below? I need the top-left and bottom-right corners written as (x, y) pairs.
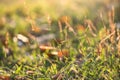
top-left (0, 0), bottom-right (120, 80)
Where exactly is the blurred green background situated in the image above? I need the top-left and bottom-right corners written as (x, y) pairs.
top-left (0, 0), bottom-right (112, 19)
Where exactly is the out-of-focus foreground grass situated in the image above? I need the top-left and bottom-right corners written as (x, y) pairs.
top-left (0, 0), bottom-right (120, 80)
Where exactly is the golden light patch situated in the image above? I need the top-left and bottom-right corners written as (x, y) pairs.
top-left (76, 24), bottom-right (85, 32)
top-left (59, 16), bottom-right (71, 23)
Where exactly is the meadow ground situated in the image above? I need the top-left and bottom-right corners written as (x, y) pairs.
top-left (0, 0), bottom-right (120, 80)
